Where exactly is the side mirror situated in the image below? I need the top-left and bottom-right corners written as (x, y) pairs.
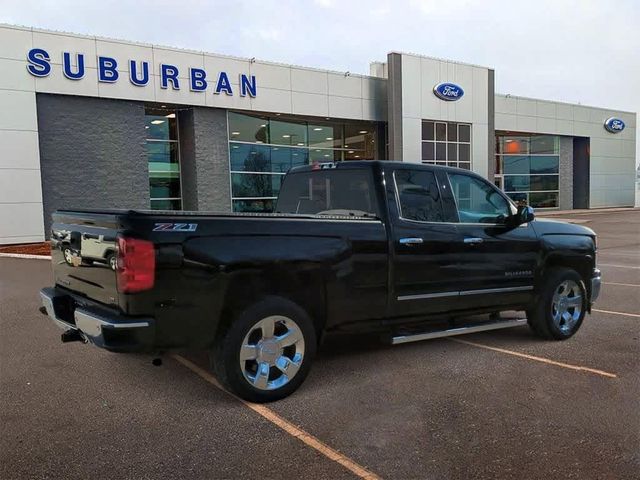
top-left (516, 205), bottom-right (535, 224)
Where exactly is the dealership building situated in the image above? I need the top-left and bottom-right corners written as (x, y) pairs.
top-left (0, 23), bottom-right (637, 244)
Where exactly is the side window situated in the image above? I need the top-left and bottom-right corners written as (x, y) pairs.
top-left (448, 173), bottom-right (510, 224)
top-left (394, 169), bottom-right (444, 222)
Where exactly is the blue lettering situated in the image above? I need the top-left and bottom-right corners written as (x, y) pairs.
top-left (26, 48), bottom-right (51, 77)
top-left (190, 68), bottom-right (207, 91)
top-left (160, 64), bottom-right (180, 90)
top-left (62, 52), bottom-right (85, 80)
top-left (239, 74), bottom-right (257, 97)
top-left (129, 60), bottom-right (149, 86)
top-left (97, 56), bottom-right (119, 83)
top-left (215, 71), bottom-right (233, 95)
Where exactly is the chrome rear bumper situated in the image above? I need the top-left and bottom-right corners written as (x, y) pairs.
top-left (39, 288), bottom-right (153, 351)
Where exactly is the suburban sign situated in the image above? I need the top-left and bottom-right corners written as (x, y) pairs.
top-left (25, 48), bottom-right (257, 97)
top-left (603, 117), bottom-right (625, 133)
top-left (433, 82), bottom-right (464, 101)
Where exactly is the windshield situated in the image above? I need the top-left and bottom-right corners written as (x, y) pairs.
top-left (275, 169), bottom-right (379, 217)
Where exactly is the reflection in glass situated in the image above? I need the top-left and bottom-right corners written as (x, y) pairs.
top-left (308, 122), bottom-right (343, 148)
top-left (530, 135), bottom-right (559, 154)
top-left (422, 121), bottom-right (434, 141)
top-left (529, 192), bottom-right (559, 208)
top-left (530, 156), bottom-right (559, 174)
top-left (150, 199), bottom-right (182, 210)
top-left (145, 112), bottom-right (177, 141)
top-left (458, 124), bottom-right (471, 143)
top-left (459, 144), bottom-right (470, 162)
top-left (422, 142), bottom-right (434, 161)
top-left (270, 119), bottom-right (308, 146)
top-left (310, 149), bottom-right (340, 162)
top-left (231, 173), bottom-right (282, 198)
top-left (146, 108), bottom-right (181, 210)
top-left (228, 112), bottom-right (269, 143)
top-left (233, 199), bottom-right (275, 212)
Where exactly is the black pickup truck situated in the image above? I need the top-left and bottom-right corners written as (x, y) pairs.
top-left (40, 161), bottom-right (601, 402)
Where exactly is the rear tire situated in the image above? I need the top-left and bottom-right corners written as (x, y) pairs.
top-left (527, 267), bottom-right (586, 340)
top-left (211, 296), bottom-right (317, 403)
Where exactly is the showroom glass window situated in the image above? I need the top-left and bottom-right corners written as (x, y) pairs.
top-left (421, 121), bottom-right (472, 170)
top-left (228, 112), bottom-right (379, 212)
top-left (494, 134), bottom-right (560, 209)
top-left (145, 108), bottom-right (182, 210)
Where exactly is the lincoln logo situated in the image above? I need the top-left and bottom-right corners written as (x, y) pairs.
top-left (433, 82), bottom-right (464, 101)
top-left (604, 117), bottom-right (625, 133)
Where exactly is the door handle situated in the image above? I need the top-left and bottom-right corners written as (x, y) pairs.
top-left (463, 237), bottom-right (484, 245)
top-left (399, 237), bottom-right (424, 246)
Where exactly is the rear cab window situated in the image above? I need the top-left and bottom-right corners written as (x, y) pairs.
top-left (276, 168), bottom-right (379, 217)
top-left (393, 169), bottom-right (445, 222)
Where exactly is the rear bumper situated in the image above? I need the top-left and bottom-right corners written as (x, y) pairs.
top-left (39, 287), bottom-right (155, 352)
top-left (590, 268), bottom-right (602, 305)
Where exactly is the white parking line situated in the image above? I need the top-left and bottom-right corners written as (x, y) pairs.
top-left (449, 338), bottom-right (617, 378)
top-left (593, 309), bottom-right (640, 318)
top-left (172, 354), bottom-right (382, 480)
top-left (598, 263), bottom-right (640, 269)
top-left (0, 253), bottom-right (51, 260)
top-left (605, 282), bottom-right (640, 288)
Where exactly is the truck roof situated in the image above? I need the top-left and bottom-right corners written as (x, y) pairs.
top-left (289, 160), bottom-right (475, 175)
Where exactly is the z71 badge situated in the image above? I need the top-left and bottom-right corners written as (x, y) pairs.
top-left (153, 223), bottom-right (198, 232)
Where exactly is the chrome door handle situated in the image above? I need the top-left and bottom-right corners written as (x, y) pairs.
top-left (399, 237), bottom-right (424, 246)
top-left (463, 237), bottom-right (484, 245)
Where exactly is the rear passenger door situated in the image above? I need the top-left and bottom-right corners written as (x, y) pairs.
top-left (444, 171), bottom-right (539, 310)
top-left (389, 167), bottom-right (460, 316)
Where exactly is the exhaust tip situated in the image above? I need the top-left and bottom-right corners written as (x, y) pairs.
top-left (152, 358), bottom-right (163, 367)
top-left (61, 329), bottom-right (84, 343)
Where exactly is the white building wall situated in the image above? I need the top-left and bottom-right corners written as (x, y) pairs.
top-left (495, 94), bottom-right (636, 208)
top-left (398, 53), bottom-right (491, 178)
top-left (0, 25), bottom-right (44, 244)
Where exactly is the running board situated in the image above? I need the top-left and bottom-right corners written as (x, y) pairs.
top-left (391, 318), bottom-right (528, 345)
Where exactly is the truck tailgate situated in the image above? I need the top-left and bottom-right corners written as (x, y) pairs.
top-left (50, 211), bottom-right (121, 307)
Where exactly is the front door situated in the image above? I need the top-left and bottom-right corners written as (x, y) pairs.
top-left (444, 171), bottom-right (540, 310)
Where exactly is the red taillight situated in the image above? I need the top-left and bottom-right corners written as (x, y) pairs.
top-left (116, 236), bottom-right (155, 293)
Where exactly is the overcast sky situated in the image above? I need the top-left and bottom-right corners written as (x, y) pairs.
top-left (2, 0), bottom-right (639, 162)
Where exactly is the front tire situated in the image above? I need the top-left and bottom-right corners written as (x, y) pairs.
top-left (527, 267), bottom-right (587, 340)
top-left (212, 296), bottom-right (317, 402)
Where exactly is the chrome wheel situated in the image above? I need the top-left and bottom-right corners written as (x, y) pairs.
top-left (109, 255), bottom-right (116, 271)
top-left (63, 247), bottom-right (73, 265)
top-left (551, 280), bottom-right (583, 334)
top-left (239, 315), bottom-right (305, 391)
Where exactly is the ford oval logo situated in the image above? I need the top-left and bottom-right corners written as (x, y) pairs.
top-left (604, 117), bottom-right (625, 133)
top-left (433, 82), bottom-right (464, 101)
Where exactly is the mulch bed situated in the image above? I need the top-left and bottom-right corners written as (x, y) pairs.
top-left (0, 242), bottom-right (52, 256)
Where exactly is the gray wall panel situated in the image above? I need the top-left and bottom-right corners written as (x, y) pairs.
top-left (190, 107), bottom-right (231, 212)
top-left (559, 136), bottom-right (574, 210)
top-left (487, 69), bottom-right (496, 182)
top-left (36, 94), bottom-right (148, 234)
top-left (387, 53), bottom-right (403, 161)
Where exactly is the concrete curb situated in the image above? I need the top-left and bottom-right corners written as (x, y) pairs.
top-left (538, 207), bottom-right (639, 216)
top-left (0, 253), bottom-right (52, 260)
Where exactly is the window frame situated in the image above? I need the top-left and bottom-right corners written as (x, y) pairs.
top-left (391, 167), bottom-right (448, 225)
top-left (446, 171), bottom-right (516, 225)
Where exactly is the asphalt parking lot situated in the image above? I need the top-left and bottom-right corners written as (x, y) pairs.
top-left (1, 209), bottom-right (639, 480)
